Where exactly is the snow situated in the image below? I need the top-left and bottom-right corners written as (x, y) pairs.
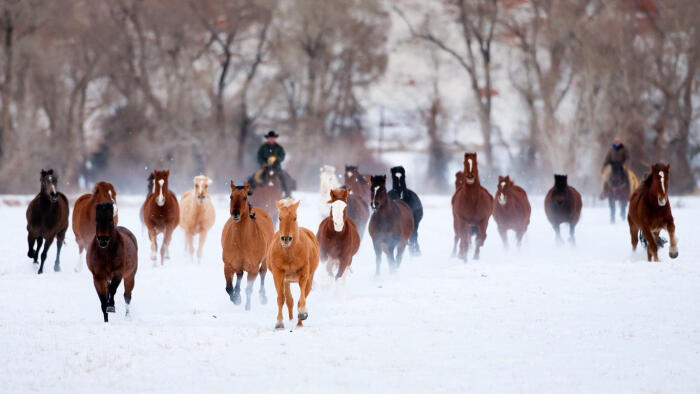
top-left (1, 192), bottom-right (699, 393)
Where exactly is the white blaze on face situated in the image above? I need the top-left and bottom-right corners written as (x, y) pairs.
top-left (108, 189), bottom-right (118, 216)
top-left (659, 171), bottom-right (665, 194)
top-left (373, 186), bottom-right (380, 201)
top-left (330, 200), bottom-right (347, 232)
top-left (396, 172), bottom-right (402, 179)
top-left (156, 179), bottom-right (165, 206)
top-left (49, 176), bottom-right (56, 195)
top-left (468, 158), bottom-right (473, 173)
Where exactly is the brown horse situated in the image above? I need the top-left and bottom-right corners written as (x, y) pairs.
top-left (250, 164), bottom-right (283, 226)
top-left (316, 188), bottom-right (361, 280)
top-left (26, 169), bottom-right (69, 274)
top-left (87, 202), bottom-right (137, 322)
top-left (72, 181), bottom-right (118, 272)
top-left (627, 163), bottom-right (678, 262)
top-left (368, 175), bottom-right (414, 275)
top-left (221, 181), bottom-right (274, 310)
top-left (344, 165), bottom-right (371, 203)
top-left (346, 190), bottom-right (370, 239)
top-left (267, 199), bottom-right (320, 329)
top-left (179, 175), bottom-right (216, 263)
top-left (141, 170), bottom-right (179, 266)
top-left (544, 174), bottom-right (582, 245)
top-left (451, 153), bottom-right (493, 261)
top-left (492, 175), bottom-right (531, 248)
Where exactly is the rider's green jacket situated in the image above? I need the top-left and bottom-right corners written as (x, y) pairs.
top-left (257, 142), bottom-right (286, 167)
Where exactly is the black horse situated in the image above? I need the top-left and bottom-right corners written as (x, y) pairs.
top-left (26, 169), bottom-right (69, 274)
top-left (387, 166), bottom-right (423, 255)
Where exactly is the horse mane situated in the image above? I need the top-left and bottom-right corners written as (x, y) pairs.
top-left (278, 198), bottom-right (295, 207)
top-left (147, 173), bottom-right (155, 195)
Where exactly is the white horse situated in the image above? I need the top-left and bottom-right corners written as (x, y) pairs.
top-left (319, 165), bottom-right (342, 217)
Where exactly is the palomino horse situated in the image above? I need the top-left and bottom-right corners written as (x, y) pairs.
top-left (603, 162), bottom-right (638, 224)
top-left (319, 165), bottom-right (342, 217)
top-left (141, 170), bottom-right (179, 266)
top-left (87, 202), bottom-right (137, 322)
top-left (250, 164), bottom-right (284, 226)
top-left (387, 166), bottom-right (423, 255)
top-left (267, 199), bottom-right (320, 329)
top-left (344, 165), bottom-right (371, 202)
top-left (492, 175), bottom-right (531, 248)
top-left (368, 175), bottom-right (414, 275)
top-left (451, 153), bottom-right (493, 261)
top-left (544, 174), bottom-right (582, 245)
top-left (179, 175), bottom-right (216, 263)
top-left (221, 181), bottom-right (274, 310)
top-left (316, 188), bottom-right (361, 280)
top-left (627, 163), bottom-right (678, 262)
top-left (72, 181), bottom-right (118, 272)
top-left (26, 169), bottom-right (69, 274)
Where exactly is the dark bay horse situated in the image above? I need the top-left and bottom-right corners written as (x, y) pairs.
top-left (603, 162), bottom-right (637, 223)
top-left (87, 202), bottom-right (138, 322)
top-left (368, 175), bottom-right (414, 275)
top-left (141, 170), bottom-right (179, 266)
top-left (451, 153), bottom-right (493, 261)
top-left (317, 188), bottom-right (361, 280)
top-left (627, 163), bottom-right (678, 262)
top-left (346, 188), bottom-right (370, 239)
top-left (26, 169), bottom-right (69, 274)
top-left (250, 165), bottom-right (284, 226)
top-left (544, 174), bottom-right (582, 245)
top-left (72, 181), bottom-right (118, 272)
top-left (388, 166), bottom-right (423, 255)
top-left (492, 175), bottom-right (531, 248)
top-left (344, 165), bottom-right (371, 202)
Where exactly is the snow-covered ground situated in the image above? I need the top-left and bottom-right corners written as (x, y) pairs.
top-left (1, 192), bottom-right (699, 393)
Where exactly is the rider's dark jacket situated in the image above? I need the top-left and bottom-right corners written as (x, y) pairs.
top-left (603, 144), bottom-right (628, 168)
top-left (257, 142), bottom-right (286, 167)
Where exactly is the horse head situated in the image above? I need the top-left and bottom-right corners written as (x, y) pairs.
top-left (93, 181), bottom-right (118, 217)
top-left (193, 175), bottom-right (212, 204)
top-left (553, 174), bottom-right (569, 206)
top-left (463, 153), bottom-right (479, 185)
top-left (276, 198), bottom-right (300, 248)
top-left (390, 166), bottom-right (407, 192)
top-left (370, 175), bottom-right (388, 211)
top-left (455, 171), bottom-right (464, 190)
top-left (40, 169), bottom-right (59, 202)
top-left (151, 170), bottom-right (170, 207)
top-left (95, 202), bottom-right (116, 249)
top-left (229, 181), bottom-right (253, 223)
top-left (328, 188), bottom-right (349, 232)
top-left (496, 175), bottom-right (513, 206)
top-left (649, 163), bottom-right (670, 207)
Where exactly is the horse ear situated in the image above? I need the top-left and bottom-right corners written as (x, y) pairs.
top-left (275, 200), bottom-right (283, 209)
top-left (165, 170), bottom-right (170, 177)
top-left (244, 182), bottom-right (251, 193)
top-left (293, 200), bottom-right (300, 210)
top-left (665, 163), bottom-right (670, 170)
top-left (230, 180), bottom-right (236, 190)
top-left (339, 188), bottom-right (348, 200)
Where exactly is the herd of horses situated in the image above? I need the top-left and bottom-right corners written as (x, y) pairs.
top-left (24, 153), bottom-right (678, 326)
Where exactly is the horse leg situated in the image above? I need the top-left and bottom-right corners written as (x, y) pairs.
top-left (628, 217), bottom-right (639, 251)
top-left (27, 232), bottom-right (36, 261)
top-left (273, 272), bottom-right (285, 329)
top-left (231, 271), bottom-right (243, 305)
top-left (106, 274), bottom-right (122, 313)
top-left (608, 198), bottom-right (615, 224)
top-left (196, 229), bottom-right (209, 264)
top-left (373, 239), bottom-right (382, 276)
top-left (38, 236), bottom-right (54, 275)
top-left (74, 243), bottom-right (84, 273)
top-left (474, 220), bottom-right (488, 260)
top-left (244, 273), bottom-right (257, 311)
top-left (161, 227), bottom-right (174, 265)
top-left (336, 256), bottom-right (351, 280)
top-left (667, 219), bottom-right (678, 259)
top-left (259, 263), bottom-right (268, 305)
top-left (409, 224), bottom-right (421, 256)
top-left (297, 272), bottom-right (310, 326)
top-left (33, 238), bottom-right (43, 264)
top-left (284, 281), bottom-right (294, 322)
top-left (224, 263), bottom-right (235, 301)
top-left (93, 278), bottom-right (109, 322)
top-left (184, 230), bottom-right (194, 261)
top-left (498, 226), bottom-right (508, 250)
top-left (395, 242), bottom-right (407, 269)
top-left (148, 228), bottom-right (158, 266)
top-left (641, 227), bottom-right (658, 262)
top-left (54, 229), bottom-right (66, 272)
top-left (386, 243), bottom-right (396, 272)
top-left (458, 224), bottom-right (469, 262)
top-left (123, 275), bottom-right (135, 317)
top-left (553, 223), bottom-right (562, 245)
top-left (515, 228), bottom-right (525, 249)
top-left (620, 201), bottom-right (627, 222)
top-left (568, 224), bottom-right (576, 246)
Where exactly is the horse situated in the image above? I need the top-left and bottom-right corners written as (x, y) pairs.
top-left (221, 181), bottom-right (274, 310)
top-left (26, 169), bottom-right (69, 274)
top-left (387, 166), bottom-right (423, 255)
top-left (250, 164), bottom-right (284, 226)
top-left (451, 153), bottom-right (493, 261)
top-left (87, 202), bottom-right (138, 322)
top-left (368, 175), bottom-right (414, 275)
top-left (72, 181), bottom-right (118, 272)
top-left (603, 162), bottom-right (638, 224)
top-left (492, 175), bottom-right (531, 248)
top-left (544, 174), bottom-right (582, 245)
top-left (319, 165), bottom-right (342, 217)
top-left (267, 199), bottom-right (320, 329)
top-left (344, 165), bottom-right (371, 202)
top-left (141, 169), bottom-right (179, 266)
top-left (627, 163), bottom-right (678, 262)
top-left (179, 175), bottom-right (216, 263)
top-left (316, 188), bottom-right (361, 280)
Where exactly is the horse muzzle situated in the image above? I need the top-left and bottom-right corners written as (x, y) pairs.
top-left (197, 195), bottom-right (206, 204)
top-left (466, 176), bottom-right (475, 184)
top-left (97, 236), bottom-right (110, 249)
top-left (333, 222), bottom-right (344, 232)
top-left (658, 196), bottom-right (667, 206)
top-left (231, 211), bottom-right (241, 223)
top-left (280, 236), bottom-right (293, 248)
top-left (370, 203), bottom-right (378, 211)
top-left (156, 197), bottom-right (166, 207)
top-left (49, 192), bottom-right (58, 202)
top-left (497, 195), bottom-right (506, 206)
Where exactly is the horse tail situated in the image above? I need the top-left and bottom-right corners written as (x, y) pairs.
top-left (147, 173), bottom-right (155, 196)
top-left (628, 170), bottom-right (639, 194)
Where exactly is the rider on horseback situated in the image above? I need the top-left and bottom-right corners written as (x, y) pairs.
top-left (600, 137), bottom-right (635, 198)
top-left (250, 131), bottom-right (293, 196)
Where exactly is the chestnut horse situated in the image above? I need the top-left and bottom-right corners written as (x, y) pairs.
top-left (250, 164), bottom-right (283, 226)
top-left (87, 202), bottom-right (137, 322)
top-left (544, 174), bottom-right (582, 245)
top-left (316, 188), bottom-right (361, 279)
top-left (141, 170), bottom-right (179, 266)
top-left (179, 175), bottom-right (216, 263)
top-left (603, 162), bottom-right (638, 224)
top-left (26, 169), bottom-right (69, 274)
top-left (368, 175), bottom-right (414, 275)
top-left (627, 163), bottom-right (678, 262)
top-left (72, 181), bottom-right (118, 272)
top-left (451, 153), bottom-right (493, 261)
top-left (388, 166), bottom-right (423, 255)
top-left (344, 165), bottom-right (371, 203)
top-left (492, 175), bottom-right (531, 248)
top-left (221, 181), bottom-right (274, 310)
top-left (267, 199), bottom-right (320, 329)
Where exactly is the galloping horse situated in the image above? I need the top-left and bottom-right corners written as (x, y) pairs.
top-left (221, 182), bottom-right (274, 310)
top-left (492, 175), bottom-right (531, 248)
top-left (141, 170), bottom-right (179, 266)
top-left (26, 169), bottom-right (69, 274)
top-left (451, 153), bottom-right (493, 261)
top-left (87, 202), bottom-right (138, 322)
top-left (316, 188), bottom-right (361, 280)
top-left (267, 199), bottom-right (320, 329)
top-left (72, 181), bottom-right (118, 272)
top-left (387, 166), bottom-right (423, 255)
top-left (250, 164), bottom-right (283, 226)
top-left (179, 175), bottom-right (216, 263)
top-left (319, 165), bottom-right (342, 217)
top-left (603, 162), bottom-right (639, 223)
top-left (627, 163), bottom-right (678, 262)
top-left (343, 165), bottom-right (371, 238)
top-left (368, 175), bottom-right (414, 275)
top-left (544, 174), bottom-right (582, 245)
top-left (344, 165), bottom-right (371, 202)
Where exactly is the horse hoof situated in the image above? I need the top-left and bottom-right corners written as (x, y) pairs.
top-left (275, 322), bottom-right (284, 330)
top-left (37, 269), bottom-right (43, 275)
top-left (54, 264), bottom-right (61, 272)
top-left (231, 293), bottom-right (241, 305)
top-left (106, 306), bottom-right (115, 313)
top-left (670, 251), bottom-right (679, 259)
top-left (298, 312), bottom-right (308, 321)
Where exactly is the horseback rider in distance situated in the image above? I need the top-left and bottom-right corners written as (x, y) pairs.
top-left (251, 131), bottom-right (292, 196)
top-left (600, 136), bottom-right (632, 199)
